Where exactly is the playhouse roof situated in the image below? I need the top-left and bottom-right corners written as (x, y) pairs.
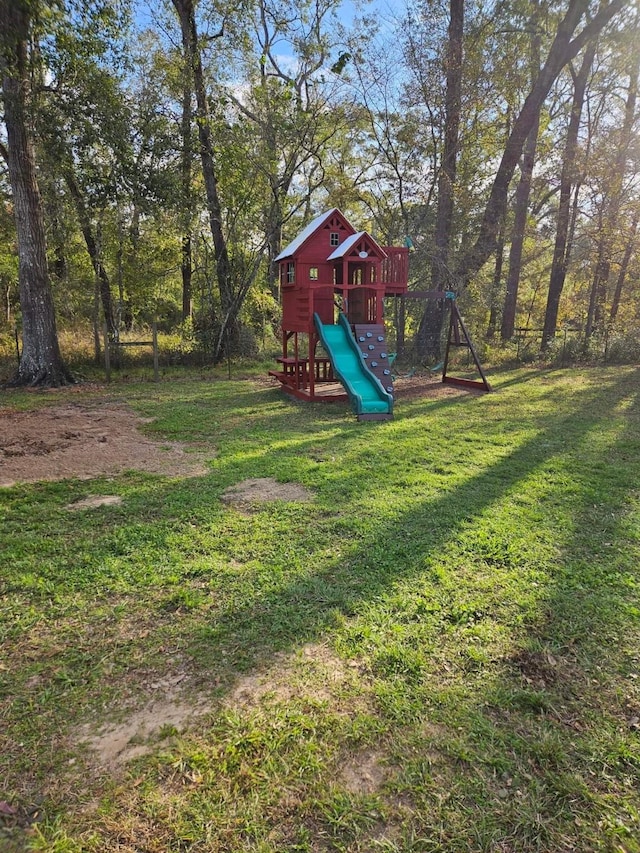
top-left (327, 231), bottom-right (387, 260)
top-left (274, 208), bottom-right (343, 261)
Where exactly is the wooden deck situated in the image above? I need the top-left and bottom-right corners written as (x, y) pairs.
top-left (269, 373), bottom-right (348, 403)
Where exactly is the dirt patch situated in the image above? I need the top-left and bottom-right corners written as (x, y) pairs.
top-left (510, 648), bottom-right (560, 689)
top-left (221, 477), bottom-right (313, 508)
top-left (78, 643), bottom-right (355, 772)
top-left (78, 693), bottom-right (211, 771)
top-left (66, 495), bottom-right (123, 511)
top-left (341, 748), bottom-right (387, 794)
top-left (225, 642), bottom-right (359, 710)
top-left (0, 403), bottom-right (214, 486)
top-left (393, 374), bottom-right (472, 401)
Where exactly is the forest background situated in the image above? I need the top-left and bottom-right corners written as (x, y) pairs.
top-left (1, 0), bottom-right (640, 385)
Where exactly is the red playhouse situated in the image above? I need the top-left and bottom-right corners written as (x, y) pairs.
top-left (269, 208), bottom-right (490, 421)
top-left (269, 208), bottom-right (408, 420)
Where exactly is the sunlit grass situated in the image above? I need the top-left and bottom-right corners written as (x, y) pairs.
top-left (1, 365), bottom-right (640, 851)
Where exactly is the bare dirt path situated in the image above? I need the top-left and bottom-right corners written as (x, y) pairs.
top-left (0, 402), bottom-right (212, 487)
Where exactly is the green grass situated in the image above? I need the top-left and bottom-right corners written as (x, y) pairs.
top-left (1, 366), bottom-right (640, 852)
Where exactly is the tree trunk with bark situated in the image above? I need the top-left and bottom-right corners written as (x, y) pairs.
top-left (486, 223), bottom-right (505, 339)
top-left (501, 9), bottom-right (542, 342)
top-left (585, 50), bottom-right (639, 342)
top-left (416, 297), bottom-right (446, 363)
top-left (541, 41), bottom-right (596, 350)
top-left (0, 0), bottom-right (73, 386)
top-left (171, 0), bottom-right (236, 359)
top-left (265, 196), bottom-right (283, 301)
top-left (454, 0), bottom-right (626, 288)
top-left (500, 114), bottom-right (540, 341)
top-left (417, 0), bottom-right (463, 362)
top-left (181, 69), bottom-right (193, 321)
top-left (431, 0), bottom-right (463, 292)
top-left (63, 168), bottom-right (116, 336)
top-left (609, 211), bottom-right (639, 324)
top-left (585, 213), bottom-right (606, 341)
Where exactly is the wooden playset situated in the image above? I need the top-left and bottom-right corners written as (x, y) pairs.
top-left (269, 209), bottom-right (489, 420)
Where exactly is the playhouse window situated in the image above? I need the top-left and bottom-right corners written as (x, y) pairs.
top-left (286, 262), bottom-right (295, 284)
top-left (330, 232), bottom-right (340, 246)
top-left (309, 267), bottom-right (318, 280)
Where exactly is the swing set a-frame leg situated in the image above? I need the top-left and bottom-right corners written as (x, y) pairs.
top-left (442, 301), bottom-right (491, 392)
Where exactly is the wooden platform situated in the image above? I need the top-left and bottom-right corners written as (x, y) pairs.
top-left (269, 375), bottom-right (348, 403)
top-left (268, 355), bottom-right (341, 401)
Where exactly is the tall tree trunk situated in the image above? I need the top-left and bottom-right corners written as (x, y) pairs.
top-left (93, 279), bottom-right (101, 363)
top-left (431, 0), bottom-right (463, 291)
top-left (171, 0), bottom-right (236, 359)
top-left (262, 40), bottom-right (283, 304)
top-left (63, 168), bottom-right (116, 336)
top-left (182, 234), bottom-right (193, 321)
top-left (454, 0), bottom-right (626, 287)
top-left (486, 223), bottom-right (505, 339)
top-left (121, 209), bottom-right (134, 331)
top-left (44, 184), bottom-right (68, 284)
top-left (585, 51), bottom-right (639, 342)
top-left (3, 281), bottom-right (11, 324)
top-left (609, 211), bottom-right (639, 324)
top-left (500, 115), bottom-right (541, 341)
top-left (116, 215), bottom-right (125, 329)
top-left (584, 217), bottom-right (606, 341)
top-left (417, 0), bottom-right (463, 362)
top-left (181, 70), bottom-right (193, 321)
top-left (416, 296), bottom-right (446, 363)
top-left (501, 5), bottom-right (542, 342)
top-left (0, 0), bottom-right (72, 386)
top-left (541, 41), bottom-right (596, 350)
top-left (265, 196), bottom-right (283, 301)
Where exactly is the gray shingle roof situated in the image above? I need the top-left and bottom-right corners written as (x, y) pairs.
top-left (274, 209), bottom-right (339, 261)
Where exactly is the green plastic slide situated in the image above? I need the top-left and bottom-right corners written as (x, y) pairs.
top-left (314, 312), bottom-right (393, 418)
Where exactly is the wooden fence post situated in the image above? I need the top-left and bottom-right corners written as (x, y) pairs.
top-left (152, 320), bottom-right (159, 382)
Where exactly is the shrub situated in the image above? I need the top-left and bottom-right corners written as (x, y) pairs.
top-left (604, 331), bottom-right (640, 364)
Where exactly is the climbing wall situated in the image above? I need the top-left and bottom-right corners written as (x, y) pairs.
top-left (353, 324), bottom-right (394, 399)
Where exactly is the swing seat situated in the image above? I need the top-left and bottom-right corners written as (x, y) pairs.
top-left (401, 367), bottom-right (416, 379)
top-left (388, 353), bottom-right (416, 380)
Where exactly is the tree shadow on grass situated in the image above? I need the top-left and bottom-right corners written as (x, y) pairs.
top-left (3, 368), bottom-right (640, 849)
top-left (443, 382), bottom-right (640, 849)
top-left (157, 367), bottom-right (639, 848)
top-left (183, 369), bottom-right (640, 667)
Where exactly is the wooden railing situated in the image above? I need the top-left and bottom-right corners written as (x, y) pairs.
top-left (380, 247), bottom-right (409, 294)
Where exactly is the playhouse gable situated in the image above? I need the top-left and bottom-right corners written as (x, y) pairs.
top-left (327, 231), bottom-right (387, 261)
top-left (275, 208), bottom-right (355, 262)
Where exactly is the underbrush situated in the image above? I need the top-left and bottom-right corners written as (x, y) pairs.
top-left (0, 323), bottom-right (280, 385)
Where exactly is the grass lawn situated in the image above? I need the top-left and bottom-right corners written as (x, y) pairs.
top-left (1, 366), bottom-right (640, 852)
